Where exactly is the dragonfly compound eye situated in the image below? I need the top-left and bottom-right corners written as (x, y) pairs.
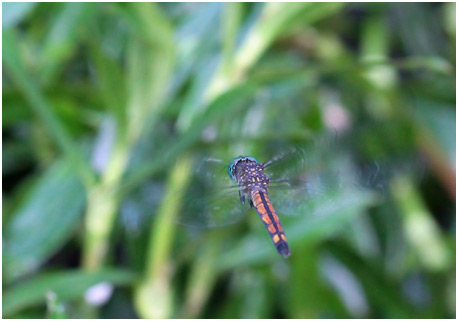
top-left (228, 156), bottom-right (244, 181)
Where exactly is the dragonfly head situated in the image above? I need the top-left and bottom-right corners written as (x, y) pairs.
top-left (228, 156), bottom-right (259, 181)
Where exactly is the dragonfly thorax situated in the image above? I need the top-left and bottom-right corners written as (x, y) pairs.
top-left (230, 157), bottom-right (270, 192)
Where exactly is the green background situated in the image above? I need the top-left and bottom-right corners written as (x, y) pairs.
top-left (3, 3), bottom-right (455, 318)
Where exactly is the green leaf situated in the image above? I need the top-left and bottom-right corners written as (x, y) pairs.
top-left (2, 92), bottom-right (32, 127)
top-left (415, 99), bottom-right (456, 167)
top-left (123, 3), bottom-right (176, 141)
top-left (328, 243), bottom-right (418, 318)
top-left (3, 160), bottom-right (86, 282)
top-left (40, 3), bottom-right (98, 82)
top-left (222, 3), bottom-right (243, 71)
top-left (3, 29), bottom-right (96, 187)
top-left (89, 44), bottom-right (127, 129)
top-left (288, 245), bottom-right (349, 318)
top-left (3, 269), bottom-right (136, 317)
top-left (46, 292), bottom-right (68, 319)
top-left (2, 2), bottom-right (37, 29)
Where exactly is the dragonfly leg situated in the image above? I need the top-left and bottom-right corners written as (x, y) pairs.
top-left (249, 198), bottom-right (255, 209)
top-left (239, 190), bottom-right (246, 204)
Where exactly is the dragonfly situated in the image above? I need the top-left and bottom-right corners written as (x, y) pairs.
top-left (121, 145), bottom-right (386, 258)
top-left (228, 155), bottom-right (291, 257)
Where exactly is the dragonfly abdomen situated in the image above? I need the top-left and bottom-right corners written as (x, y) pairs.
top-left (251, 189), bottom-right (291, 258)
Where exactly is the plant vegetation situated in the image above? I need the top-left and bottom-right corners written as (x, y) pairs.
top-left (3, 3), bottom-right (455, 318)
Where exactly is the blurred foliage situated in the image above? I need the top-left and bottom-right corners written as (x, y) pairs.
top-left (2, 2), bottom-right (455, 318)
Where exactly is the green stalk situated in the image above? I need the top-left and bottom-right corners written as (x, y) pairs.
top-left (82, 3), bottom-right (175, 271)
top-left (135, 155), bottom-right (193, 318)
top-left (360, 16), bottom-right (398, 118)
top-left (82, 142), bottom-right (129, 270)
top-left (391, 175), bottom-right (451, 271)
top-left (183, 231), bottom-right (222, 318)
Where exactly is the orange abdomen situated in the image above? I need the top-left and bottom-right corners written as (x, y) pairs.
top-left (251, 190), bottom-right (291, 258)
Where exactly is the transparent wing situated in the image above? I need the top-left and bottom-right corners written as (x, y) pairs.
top-left (265, 145), bottom-right (425, 220)
top-left (268, 160), bottom-right (367, 219)
top-left (174, 157), bottom-right (249, 228)
top-left (262, 144), bottom-right (355, 218)
top-left (120, 156), bottom-right (250, 229)
top-left (263, 141), bottom-right (337, 183)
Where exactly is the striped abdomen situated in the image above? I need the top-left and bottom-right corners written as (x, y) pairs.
top-left (251, 190), bottom-right (291, 258)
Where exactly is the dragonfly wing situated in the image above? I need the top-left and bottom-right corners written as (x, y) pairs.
top-left (266, 150), bottom-right (421, 220)
top-left (263, 143), bottom-right (333, 182)
top-left (266, 149), bottom-right (378, 219)
top-left (268, 181), bottom-right (366, 220)
top-left (176, 182), bottom-right (248, 228)
top-left (121, 156), bottom-right (249, 229)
